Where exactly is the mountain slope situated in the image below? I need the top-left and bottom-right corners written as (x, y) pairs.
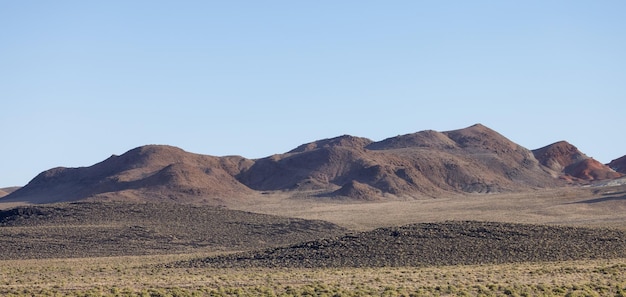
top-left (368, 124), bottom-right (557, 194)
top-left (240, 124), bottom-right (561, 198)
top-left (532, 141), bottom-right (623, 182)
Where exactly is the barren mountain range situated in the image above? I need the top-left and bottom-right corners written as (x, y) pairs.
top-left (2, 124), bottom-right (624, 204)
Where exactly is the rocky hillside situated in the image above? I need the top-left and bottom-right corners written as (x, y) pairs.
top-left (241, 124), bottom-right (561, 198)
top-left (178, 221), bottom-right (626, 268)
top-left (3, 124), bottom-right (623, 204)
top-left (0, 201), bottom-right (346, 260)
top-left (532, 141), bottom-right (623, 181)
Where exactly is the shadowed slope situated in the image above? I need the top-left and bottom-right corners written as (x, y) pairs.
top-left (609, 155), bottom-right (626, 174)
top-left (533, 141), bottom-right (623, 181)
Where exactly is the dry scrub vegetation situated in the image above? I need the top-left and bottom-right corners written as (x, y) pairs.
top-left (1, 255), bottom-right (626, 296)
top-left (2, 189), bottom-right (626, 296)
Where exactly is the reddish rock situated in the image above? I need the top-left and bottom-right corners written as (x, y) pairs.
top-left (532, 141), bottom-right (623, 181)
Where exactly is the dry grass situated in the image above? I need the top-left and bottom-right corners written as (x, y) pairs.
top-left (1, 254), bottom-right (625, 296)
top-left (232, 185), bottom-right (626, 231)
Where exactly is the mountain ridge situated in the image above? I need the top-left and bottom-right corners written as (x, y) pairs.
top-left (3, 124), bottom-right (624, 204)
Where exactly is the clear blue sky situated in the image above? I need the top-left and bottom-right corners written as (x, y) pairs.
top-left (2, 1), bottom-right (625, 187)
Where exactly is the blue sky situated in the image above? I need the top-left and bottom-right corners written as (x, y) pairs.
top-left (1, 1), bottom-right (625, 187)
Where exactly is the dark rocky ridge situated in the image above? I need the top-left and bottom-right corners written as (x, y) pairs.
top-left (179, 221), bottom-right (626, 268)
top-left (609, 155), bottom-right (626, 174)
top-left (0, 202), bottom-right (347, 260)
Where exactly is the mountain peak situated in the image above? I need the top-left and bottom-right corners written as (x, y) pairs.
top-left (532, 141), bottom-right (587, 172)
top-left (288, 135), bottom-right (373, 153)
top-left (442, 124), bottom-right (522, 154)
top-left (367, 130), bottom-right (457, 150)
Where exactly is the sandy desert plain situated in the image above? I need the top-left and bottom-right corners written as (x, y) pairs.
top-left (1, 183), bottom-right (626, 297)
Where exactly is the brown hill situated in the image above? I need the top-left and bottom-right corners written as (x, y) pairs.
top-left (330, 180), bottom-right (383, 201)
top-left (363, 124), bottom-right (560, 195)
top-left (237, 135), bottom-right (374, 192)
top-left (532, 141), bottom-right (623, 182)
top-left (3, 145), bottom-right (255, 205)
top-left (608, 155), bottom-right (626, 174)
top-left (240, 124), bottom-right (561, 199)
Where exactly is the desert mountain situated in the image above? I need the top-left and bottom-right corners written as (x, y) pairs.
top-left (4, 145), bottom-right (255, 204)
top-left (240, 124), bottom-right (561, 198)
top-left (3, 124), bottom-right (622, 204)
top-left (608, 155), bottom-right (626, 174)
top-left (532, 141), bottom-right (623, 182)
